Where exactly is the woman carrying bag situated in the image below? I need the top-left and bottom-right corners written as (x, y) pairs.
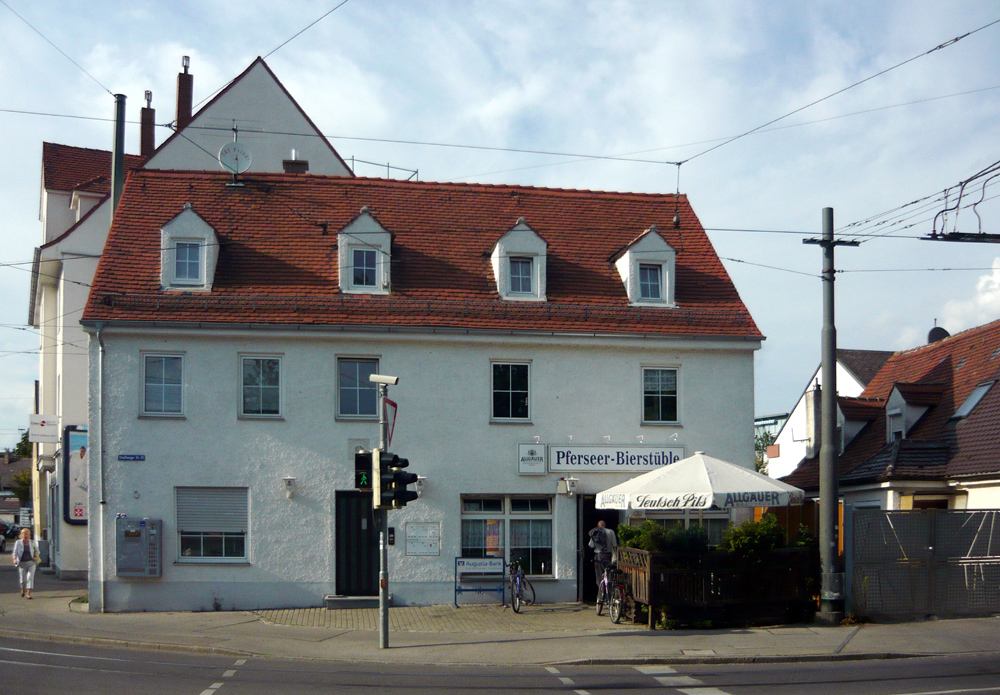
top-left (12, 527), bottom-right (40, 599)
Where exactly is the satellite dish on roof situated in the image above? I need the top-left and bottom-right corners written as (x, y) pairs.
top-left (219, 141), bottom-right (252, 175)
top-left (928, 326), bottom-right (950, 344)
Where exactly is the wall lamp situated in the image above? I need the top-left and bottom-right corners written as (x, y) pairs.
top-left (283, 476), bottom-right (296, 499)
top-left (558, 476), bottom-right (580, 497)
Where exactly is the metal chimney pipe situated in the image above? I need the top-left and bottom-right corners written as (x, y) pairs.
top-left (111, 93), bottom-right (127, 217)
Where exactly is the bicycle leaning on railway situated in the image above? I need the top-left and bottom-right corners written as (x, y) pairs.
top-left (595, 560), bottom-right (628, 623)
top-left (507, 559), bottom-right (536, 613)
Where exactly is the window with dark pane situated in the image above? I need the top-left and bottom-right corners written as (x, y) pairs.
top-left (643, 367), bottom-right (678, 423)
top-left (492, 362), bottom-right (529, 420)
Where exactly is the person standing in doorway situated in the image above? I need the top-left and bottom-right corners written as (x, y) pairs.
top-left (588, 520), bottom-right (617, 588)
top-left (12, 527), bottom-right (39, 599)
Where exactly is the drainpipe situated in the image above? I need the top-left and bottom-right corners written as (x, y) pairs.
top-left (96, 323), bottom-right (106, 612)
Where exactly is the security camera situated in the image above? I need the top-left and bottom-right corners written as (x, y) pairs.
top-left (368, 374), bottom-right (399, 385)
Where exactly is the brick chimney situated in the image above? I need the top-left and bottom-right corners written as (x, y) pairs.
top-left (140, 90), bottom-right (156, 157)
top-left (176, 56), bottom-right (193, 131)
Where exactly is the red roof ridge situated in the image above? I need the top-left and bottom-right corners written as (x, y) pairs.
top-left (893, 318), bottom-right (1000, 357)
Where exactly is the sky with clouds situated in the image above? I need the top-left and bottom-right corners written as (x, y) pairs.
top-left (1, 1), bottom-right (999, 450)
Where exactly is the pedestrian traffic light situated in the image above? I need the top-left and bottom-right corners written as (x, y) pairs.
top-left (372, 449), bottom-right (419, 509)
top-left (354, 449), bottom-right (372, 490)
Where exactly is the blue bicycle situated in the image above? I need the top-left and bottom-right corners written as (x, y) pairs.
top-left (508, 559), bottom-right (536, 613)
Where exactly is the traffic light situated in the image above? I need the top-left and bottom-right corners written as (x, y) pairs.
top-left (354, 450), bottom-right (373, 490)
top-left (373, 449), bottom-right (419, 509)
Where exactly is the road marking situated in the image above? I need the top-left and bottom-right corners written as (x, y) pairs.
top-left (545, 666), bottom-right (560, 673)
top-left (635, 665), bottom-right (677, 674)
top-left (223, 670), bottom-right (236, 677)
top-left (679, 689), bottom-right (731, 695)
top-left (234, 659), bottom-right (246, 666)
top-left (211, 682), bottom-right (224, 687)
top-left (890, 689), bottom-right (1000, 695)
top-left (558, 676), bottom-right (575, 685)
top-left (655, 675), bottom-right (704, 687)
top-left (574, 691), bottom-right (591, 695)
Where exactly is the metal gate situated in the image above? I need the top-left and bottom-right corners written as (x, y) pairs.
top-left (852, 509), bottom-right (1000, 619)
top-left (335, 491), bottom-right (378, 596)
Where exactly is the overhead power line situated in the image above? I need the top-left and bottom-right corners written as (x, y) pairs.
top-left (0, 0), bottom-right (115, 97)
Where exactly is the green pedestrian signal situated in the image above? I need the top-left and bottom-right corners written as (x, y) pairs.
top-left (354, 450), bottom-right (373, 490)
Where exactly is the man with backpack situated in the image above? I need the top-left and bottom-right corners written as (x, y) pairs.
top-left (588, 520), bottom-right (617, 588)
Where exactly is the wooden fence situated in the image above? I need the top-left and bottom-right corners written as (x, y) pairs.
top-left (617, 546), bottom-right (818, 629)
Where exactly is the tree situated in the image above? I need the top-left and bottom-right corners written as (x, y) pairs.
top-left (11, 469), bottom-right (32, 505)
top-left (14, 429), bottom-right (31, 458)
top-left (755, 431), bottom-right (776, 474)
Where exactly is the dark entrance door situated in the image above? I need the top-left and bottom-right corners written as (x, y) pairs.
top-left (335, 491), bottom-right (378, 596)
top-left (578, 494), bottom-right (620, 603)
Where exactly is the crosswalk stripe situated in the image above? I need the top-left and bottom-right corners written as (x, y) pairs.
top-left (634, 665), bottom-right (678, 674)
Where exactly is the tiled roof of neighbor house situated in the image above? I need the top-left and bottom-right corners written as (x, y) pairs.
top-left (838, 397), bottom-right (883, 421)
top-left (82, 170), bottom-right (762, 339)
top-left (42, 142), bottom-right (145, 194)
top-left (782, 318), bottom-right (1000, 491)
top-left (837, 349), bottom-right (894, 386)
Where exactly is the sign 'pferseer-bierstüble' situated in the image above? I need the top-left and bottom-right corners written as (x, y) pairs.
top-left (548, 445), bottom-right (684, 472)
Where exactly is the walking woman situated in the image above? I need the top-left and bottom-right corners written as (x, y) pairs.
top-left (12, 527), bottom-right (39, 599)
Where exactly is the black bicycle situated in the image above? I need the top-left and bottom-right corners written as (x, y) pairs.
top-left (508, 559), bottom-right (536, 613)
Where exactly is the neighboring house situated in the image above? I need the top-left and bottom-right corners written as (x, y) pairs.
top-left (783, 319), bottom-right (1000, 510)
top-left (767, 349), bottom-right (893, 479)
top-left (80, 167), bottom-right (762, 612)
top-left (28, 56), bottom-right (353, 579)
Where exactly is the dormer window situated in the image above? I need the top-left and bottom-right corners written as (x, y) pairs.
top-left (175, 241), bottom-right (203, 283)
top-left (614, 225), bottom-right (675, 307)
top-left (509, 257), bottom-right (533, 294)
top-left (338, 207), bottom-right (391, 295)
top-left (352, 248), bottom-right (377, 288)
top-left (639, 264), bottom-right (662, 300)
top-left (160, 204), bottom-right (219, 292)
top-left (491, 218), bottom-right (547, 302)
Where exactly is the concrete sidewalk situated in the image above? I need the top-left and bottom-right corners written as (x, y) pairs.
top-left (2, 566), bottom-right (999, 665)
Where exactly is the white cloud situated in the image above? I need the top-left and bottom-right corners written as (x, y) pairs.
top-left (940, 257), bottom-right (1000, 334)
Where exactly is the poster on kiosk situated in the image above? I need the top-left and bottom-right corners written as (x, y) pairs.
top-left (63, 426), bottom-right (88, 525)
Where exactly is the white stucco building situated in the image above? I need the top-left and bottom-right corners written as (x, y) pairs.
top-left (28, 56), bottom-right (353, 578)
top-left (81, 168), bottom-right (762, 612)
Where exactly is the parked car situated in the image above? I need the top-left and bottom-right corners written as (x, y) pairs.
top-left (0, 521), bottom-right (20, 553)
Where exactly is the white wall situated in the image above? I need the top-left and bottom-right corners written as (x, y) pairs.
top-left (768, 361), bottom-right (867, 480)
top-left (88, 326), bottom-right (757, 611)
top-left (144, 62), bottom-right (351, 177)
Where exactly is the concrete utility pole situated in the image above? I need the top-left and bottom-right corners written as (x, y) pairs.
top-left (804, 208), bottom-right (857, 625)
top-left (377, 381), bottom-right (390, 650)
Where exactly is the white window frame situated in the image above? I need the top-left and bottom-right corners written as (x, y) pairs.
top-left (350, 247), bottom-right (378, 290)
top-left (508, 256), bottom-right (534, 295)
top-left (461, 495), bottom-right (553, 576)
top-left (175, 487), bottom-right (249, 564)
top-left (337, 356), bottom-right (380, 420)
top-left (491, 360), bottom-right (531, 423)
top-left (173, 239), bottom-right (204, 285)
top-left (141, 353), bottom-right (185, 417)
top-left (638, 263), bottom-right (663, 301)
top-left (642, 366), bottom-right (679, 425)
top-left (239, 355), bottom-right (283, 419)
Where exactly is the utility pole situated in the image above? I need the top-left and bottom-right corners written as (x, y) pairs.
top-left (803, 207), bottom-right (858, 625)
top-left (376, 378), bottom-right (392, 650)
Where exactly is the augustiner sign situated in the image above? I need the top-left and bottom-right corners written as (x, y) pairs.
top-left (518, 443), bottom-right (685, 474)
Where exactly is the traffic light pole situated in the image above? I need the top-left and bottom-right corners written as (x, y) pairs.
top-left (377, 382), bottom-right (390, 650)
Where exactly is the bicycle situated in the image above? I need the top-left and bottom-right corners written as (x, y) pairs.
top-left (596, 561), bottom-right (628, 623)
top-left (508, 559), bottom-right (536, 613)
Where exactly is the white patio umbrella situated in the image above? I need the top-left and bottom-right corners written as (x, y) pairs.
top-left (595, 451), bottom-right (805, 511)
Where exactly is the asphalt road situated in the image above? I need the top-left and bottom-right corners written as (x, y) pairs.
top-left (5, 637), bottom-right (1000, 695)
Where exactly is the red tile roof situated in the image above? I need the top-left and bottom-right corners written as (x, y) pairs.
top-left (783, 319), bottom-right (1000, 490)
top-left (42, 142), bottom-right (145, 194)
top-left (82, 170), bottom-right (762, 339)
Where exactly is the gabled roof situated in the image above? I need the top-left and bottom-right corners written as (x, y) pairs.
top-left (144, 57), bottom-right (353, 176)
top-left (42, 142), bottom-right (145, 194)
top-left (837, 349), bottom-right (894, 386)
top-left (82, 170), bottom-right (762, 340)
top-left (783, 318), bottom-right (1000, 491)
